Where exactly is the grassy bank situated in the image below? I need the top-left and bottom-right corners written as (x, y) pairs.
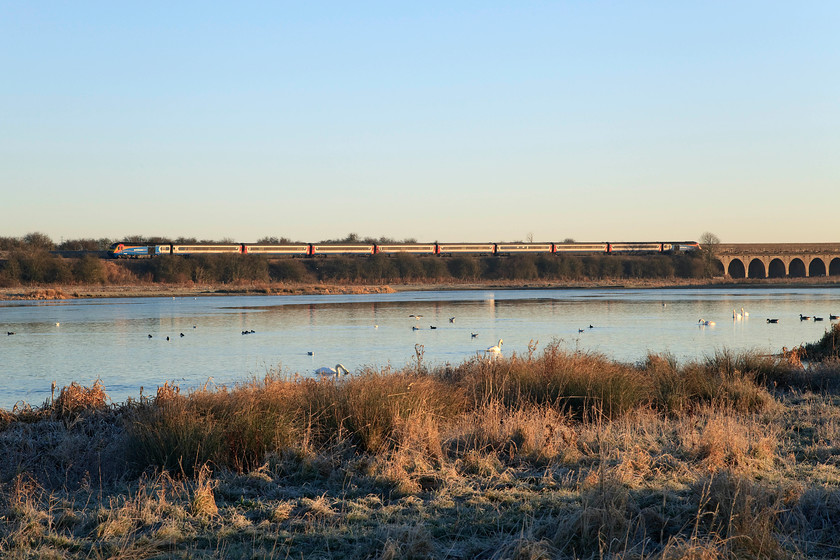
top-left (3, 328), bottom-right (840, 558)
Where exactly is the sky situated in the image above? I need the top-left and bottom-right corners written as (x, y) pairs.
top-left (1, 1), bottom-right (838, 244)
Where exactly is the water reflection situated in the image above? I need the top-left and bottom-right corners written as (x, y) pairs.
top-left (1, 287), bottom-right (838, 408)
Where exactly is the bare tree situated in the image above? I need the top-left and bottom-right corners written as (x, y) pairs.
top-left (699, 232), bottom-right (721, 277)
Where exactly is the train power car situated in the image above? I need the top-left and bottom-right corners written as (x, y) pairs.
top-left (108, 243), bottom-right (171, 258)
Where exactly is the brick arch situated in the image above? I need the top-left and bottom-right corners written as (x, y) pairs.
top-left (748, 259), bottom-right (766, 279)
top-left (809, 258), bottom-right (827, 277)
top-left (830, 258), bottom-right (840, 276)
top-left (768, 258), bottom-right (786, 278)
top-left (789, 258), bottom-right (807, 278)
top-left (728, 258), bottom-right (746, 278)
top-left (713, 259), bottom-right (725, 276)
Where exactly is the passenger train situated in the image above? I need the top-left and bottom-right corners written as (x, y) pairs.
top-left (108, 241), bottom-right (700, 258)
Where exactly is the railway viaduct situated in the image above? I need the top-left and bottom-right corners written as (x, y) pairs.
top-left (715, 243), bottom-right (840, 279)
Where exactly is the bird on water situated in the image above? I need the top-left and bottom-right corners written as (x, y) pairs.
top-left (315, 364), bottom-right (350, 377)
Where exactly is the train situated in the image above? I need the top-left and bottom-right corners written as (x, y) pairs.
top-left (108, 241), bottom-right (701, 258)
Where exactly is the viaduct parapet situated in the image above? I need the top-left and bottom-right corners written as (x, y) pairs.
top-left (714, 243), bottom-right (840, 279)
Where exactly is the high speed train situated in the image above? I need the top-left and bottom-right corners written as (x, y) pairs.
top-left (108, 241), bottom-right (700, 258)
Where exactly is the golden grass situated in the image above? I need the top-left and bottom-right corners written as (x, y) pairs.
top-left (3, 344), bottom-right (840, 558)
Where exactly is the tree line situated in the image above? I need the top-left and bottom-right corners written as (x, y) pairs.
top-left (0, 232), bottom-right (709, 286)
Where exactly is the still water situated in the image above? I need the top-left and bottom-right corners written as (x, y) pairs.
top-left (1, 287), bottom-right (838, 409)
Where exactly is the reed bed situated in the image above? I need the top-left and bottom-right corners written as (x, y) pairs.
top-left (2, 341), bottom-right (840, 558)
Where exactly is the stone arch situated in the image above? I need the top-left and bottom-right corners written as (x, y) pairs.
top-left (830, 258), bottom-right (840, 277)
top-left (768, 258), bottom-right (786, 278)
top-left (713, 259), bottom-right (725, 276)
top-left (728, 258), bottom-right (745, 279)
top-left (748, 259), bottom-right (766, 279)
top-left (809, 258), bottom-right (827, 277)
top-left (789, 258), bottom-right (807, 278)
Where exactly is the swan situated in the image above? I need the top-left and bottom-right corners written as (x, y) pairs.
top-left (741, 307), bottom-right (749, 318)
top-left (485, 339), bottom-right (503, 355)
top-left (315, 364), bottom-right (349, 377)
top-left (733, 309), bottom-right (742, 320)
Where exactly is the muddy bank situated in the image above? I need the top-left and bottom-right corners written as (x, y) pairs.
top-left (1, 276), bottom-right (838, 300)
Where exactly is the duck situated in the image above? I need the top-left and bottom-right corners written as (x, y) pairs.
top-left (430, 325), bottom-right (437, 330)
top-left (814, 316), bottom-right (824, 321)
top-left (766, 318), bottom-right (779, 324)
top-left (831, 314), bottom-right (839, 321)
top-left (307, 351), bottom-right (314, 356)
top-left (471, 332), bottom-right (478, 338)
top-left (698, 319), bottom-right (715, 326)
top-left (180, 333), bottom-right (185, 337)
top-left (315, 364), bottom-right (350, 377)
top-left (449, 317), bottom-right (456, 323)
top-left (800, 314), bottom-right (811, 321)
top-left (412, 326), bottom-right (420, 331)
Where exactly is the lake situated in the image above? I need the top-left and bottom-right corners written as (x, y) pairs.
top-left (1, 287), bottom-right (838, 409)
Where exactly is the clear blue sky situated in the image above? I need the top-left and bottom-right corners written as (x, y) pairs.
top-left (1, 1), bottom-right (838, 243)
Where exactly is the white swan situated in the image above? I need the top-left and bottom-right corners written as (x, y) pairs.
top-left (741, 307), bottom-right (749, 318)
top-left (733, 309), bottom-right (742, 320)
top-left (315, 364), bottom-right (350, 377)
top-left (485, 339), bottom-right (503, 355)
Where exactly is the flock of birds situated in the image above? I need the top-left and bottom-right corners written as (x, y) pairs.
top-left (697, 307), bottom-right (840, 327)
top-left (9, 304), bottom-right (839, 379)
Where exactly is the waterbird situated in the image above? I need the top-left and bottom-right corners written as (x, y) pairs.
top-left (741, 307), bottom-right (749, 318)
top-left (307, 351), bottom-right (314, 356)
top-left (815, 316), bottom-right (824, 321)
top-left (409, 314), bottom-right (423, 319)
top-left (800, 314), bottom-right (811, 321)
top-left (180, 333), bottom-right (185, 337)
top-left (698, 319), bottom-right (715, 326)
top-left (449, 317), bottom-right (455, 323)
top-left (430, 325), bottom-right (437, 329)
top-left (485, 339), bottom-right (503, 357)
top-left (55, 323), bottom-right (60, 327)
top-left (831, 315), bottom-right (839, 321)
top-left (578, 328), bottom-right (585, 333)
top-left (471, 332), bottom-right (478, 338)
top-left (148, 334), bottom-right (152, 338)
top-left (733, 309), bottom-right (742, 320)
top-left (315, 364), bottom-right (350, 377)
top-left (166, 336), bottom-right (170, 341)
top-left (589, 325), bottom-right (594, 329)
top-left (767, 319), bottom-right (779, 324)
top-left (412, 326), bottom-right (420, 331)
top-left (7, 332), bottom-right (15, 336)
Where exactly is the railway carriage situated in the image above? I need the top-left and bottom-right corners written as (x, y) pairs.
top-left (608, 243), bottom-right (663, 253)
top-left (171, 244), bottom-right (243, 255)
top-left (242, 244), bottom-right (311, 256)
top-left (495, 243), bottom-right (554, 255)
top-left (554, 243), bottom-right (609, 254)
top-left (374, 244), bottom-right (438, 255)
top-left (436, 243), bottom-right (496, 256)
top-left (310, 244), bottom-right (376, 256)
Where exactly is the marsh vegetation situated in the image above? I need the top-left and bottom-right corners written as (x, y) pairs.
top-left (3, 327), bottom-right (840, 558)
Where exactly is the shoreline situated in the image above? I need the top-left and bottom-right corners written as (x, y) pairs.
top-left (1, 276), bottom-right (839, 300)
